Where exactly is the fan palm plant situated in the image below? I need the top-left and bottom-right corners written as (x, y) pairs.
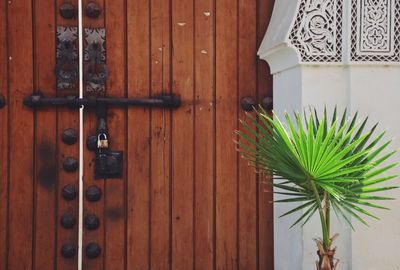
top-left (236, 107), bottom-right (399, 270)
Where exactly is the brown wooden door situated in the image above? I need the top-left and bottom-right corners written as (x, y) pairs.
top-left (1, 0), bottom-right (81, 269)
top-left (0, 0), bottom-right (274, 269)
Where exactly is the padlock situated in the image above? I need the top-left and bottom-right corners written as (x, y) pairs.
top-left (97, 133), bottom-right (109, 149)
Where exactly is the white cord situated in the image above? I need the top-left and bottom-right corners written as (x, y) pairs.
top-left (77, 0), bottom-right (84, 268)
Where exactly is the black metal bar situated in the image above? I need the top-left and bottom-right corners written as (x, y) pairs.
top-left (23, 94), bottom-right (181, 109)
top-left (0, 94), bottom-right (5, 109)
top-left (96, 105), bottom-right (107, 133)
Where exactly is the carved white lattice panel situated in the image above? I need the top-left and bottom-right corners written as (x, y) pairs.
top-left (289, 0), bottom-right (343, 62)
top-left (351, 0), bottom-right (400, 62)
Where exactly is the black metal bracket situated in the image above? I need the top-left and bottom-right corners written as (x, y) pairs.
top-left (56, 26), bottom-right (79, 91)
top-left (84, 28), bottom-right (107, 94)
top-left (0, 95), bottom-right (5, 109)
top-left (23, 94), bottom-right (181, 109)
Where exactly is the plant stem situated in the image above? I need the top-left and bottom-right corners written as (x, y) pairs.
top-left (309, 179), bottom-right (329, 250)
top-left (324, 192), bottom-right (331, 242)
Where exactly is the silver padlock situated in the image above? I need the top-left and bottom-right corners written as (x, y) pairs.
top-left (97, 133), bottom-right (109, 149)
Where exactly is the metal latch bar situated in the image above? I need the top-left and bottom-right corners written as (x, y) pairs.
top-left (23, 94), bottom-right (181, 109)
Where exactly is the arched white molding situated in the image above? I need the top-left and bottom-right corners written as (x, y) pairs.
top-left (257, 0), bottom-right (301, 73)
top-left (259, 1), bottom-right (400, 270)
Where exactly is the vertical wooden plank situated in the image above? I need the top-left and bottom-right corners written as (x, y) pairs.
top-left (171, 0), bottom-right (195, 268)
top-left (215, 0), bottom-right (239, 268)
top-left (82, 0), bottom-right (106, 269)
top-left (238, 0), bottom-right (258, 269)
top-left (193, 0), bottom-right (215, 269)
top-left (56, 0), bottom-right (80, 269)
top-left (7, 0), bottom-right (34, 268)
top-left (257, 0), bottom-right (275, 269)
top-left (0, 0), bottom-right (9, 267)
top-left (150, 0), bottom-right (172, 269)
top-left (33, 0), bottom-right (58, 269)
top-left (104, 0), bottom-right (126, 269)
top-left (126, 0), bottom-right (151, 269)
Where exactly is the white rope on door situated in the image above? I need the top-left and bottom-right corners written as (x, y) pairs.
top-left (78, 0), bottom-right (84, 268)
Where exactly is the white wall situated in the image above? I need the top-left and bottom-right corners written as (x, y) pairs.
top-left (272, 64), bottom-right (400, 270)
top-left (273, 65), bottom-right (352, 270)
top-left (259, 0), bottom-right (400, 269)
top-left (349, 66), bottom-right (400, 270)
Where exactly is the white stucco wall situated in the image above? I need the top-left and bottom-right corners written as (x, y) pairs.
top-left (272, 65), bottom-right (400, 270)
top-left (272, 65), bottom-right (352, 270)
top-left (259, 0), bottom-right (400, 269)
top-left (349, 66), bottom-right (400, 270)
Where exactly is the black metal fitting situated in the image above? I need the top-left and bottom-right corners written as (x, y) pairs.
top-left (61, 244), bottom-right (76, 258)
top-left (23, 94), bottom-right (182, 109)
top-left (86, 2), bottom-right (102, 18)
top-left (86, 135), bottom-right (98, 151)
top-left (62, 184), bottom-right (77, 200)
top-left (56, 27), bottom-right (79, 90)
top-left (86, 185), bottom-right (102, 202)
top-left (63, 157), bottom-right (78, 172)
top-left (86, 242), bottom-right (101, 259)
top-left (62, 128), bottom-right (78, 145)
top-left (241, 96), bottom-right (256, 112)
top-left (60, 213), bottom-right (76, 229)
top-left (0, 95), bottom-right (5, 109)
top-left (85, 214), bottom-right (100, 230)
top-left (59, 3), bottom-right (77, 19)
top-left (262, 96), bottom-right (273, 111)
top-left (95, 150), bottom-right (123, 179)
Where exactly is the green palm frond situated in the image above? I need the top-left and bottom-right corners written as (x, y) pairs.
top-left (236, 107), bottom-right (399, 249)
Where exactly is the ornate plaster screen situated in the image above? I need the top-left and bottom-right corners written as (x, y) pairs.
top-left (259, 0), bottom-right (400, 70)
top-left (290, 0), bottom-right (343, 62)
top-left (350, 0), bottom-right (400, 62)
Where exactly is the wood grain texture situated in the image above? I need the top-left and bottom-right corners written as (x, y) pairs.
top-left (0, 0), bottom-right (276, 268)
top-left (257, 1), bottom-right (275, 269)
top-left (193, 0), bottom-right (215, 269)
top-left (0, 0), bottom-right (8, 268)
top-left (238, 0), bottom-right (258, 268)
top-left (7, 0), bottom-right (34, 269)
top-left (171, 0), bottom-right (195, 268)
top-left (33, 0), bottom-right (58, 269)
top-left (104, 0), bottom-right (126, 269)
top-left (150, 0), bottom-right (172, 269)
top-left (215, 0), bottom-right (239, 268)
top-left (125, 0), bottom-right (151, 269)
top-left (82, 0), bottom-right (106, 269)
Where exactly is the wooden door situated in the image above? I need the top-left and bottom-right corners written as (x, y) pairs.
top-left (1, 0), bottom-right (81, 269)
top-left (0, 0), bottom-right (275, 269)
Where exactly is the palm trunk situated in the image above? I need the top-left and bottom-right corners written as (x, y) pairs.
top-left (315, 236), bottom-right (339, 270)
top-left (315, 193), bottom-right (339, 270)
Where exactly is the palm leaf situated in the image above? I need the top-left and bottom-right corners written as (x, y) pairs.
top-left (237, 107), bottom-right (399, 249)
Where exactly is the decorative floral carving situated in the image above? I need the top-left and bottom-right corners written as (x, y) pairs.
top-left (290, 0), bottom-right (343, 62)
top-left (351, 0), bottom-right (400, 62)
top-left (299, 1), bottom-right (336, 55)
top-left (359, 0), bottom-right (393, 53)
